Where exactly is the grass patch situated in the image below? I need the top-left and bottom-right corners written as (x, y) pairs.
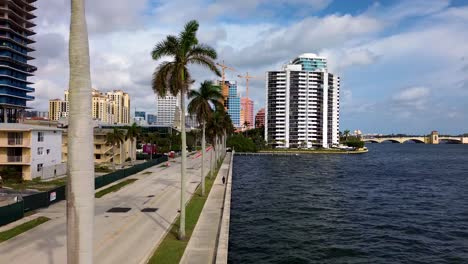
top-left (95, 166), bottom-right (113, 173)
top-left (148, 169), bottom-right (218, 263)
top-left (95, 179), bottom-right (138, 198)
top-left (0, 217), bottom-right (50, 243)
top-left (4, 177), bottom-right (67, 191)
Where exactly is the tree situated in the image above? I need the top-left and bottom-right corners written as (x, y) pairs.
top-left (106, 128), bottom-right (125, 171)
top-left (67, 0), bottom-right (94, 262)
top-left (125, 123), bottom-right (141, 165)
top-left (206, 110), bottom-right (225, 177)
top-left (343, 129), bottom-right (351, 141)
top-left (188, 81), bottom-right (223, 196)
top-left (151, 20), bottom-right (221, 240)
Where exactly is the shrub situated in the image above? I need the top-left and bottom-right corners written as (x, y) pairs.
top-left (345, 140), bottom-right (365, 148)
top-left (227, 134), bottom-right (257, 152)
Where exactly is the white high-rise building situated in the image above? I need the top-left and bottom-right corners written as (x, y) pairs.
top-left (156, 93), bottom-right (180, 126)
top-left (265, 53), bottom-right (340, 148)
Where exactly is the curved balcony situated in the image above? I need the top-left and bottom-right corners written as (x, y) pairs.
top-left (0, 6), bottom-right (36, 28)
top-left (3, 0), bottom-right (36, 19)
top-left (0, 25), bottom-right (35, 44)
top-left (0, 34), bottom-right (35, 52)
top-left (0, 55), bottom-right (36, 72)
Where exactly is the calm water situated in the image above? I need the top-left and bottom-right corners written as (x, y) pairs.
top-left (228, 144), bottom-right (468, 263)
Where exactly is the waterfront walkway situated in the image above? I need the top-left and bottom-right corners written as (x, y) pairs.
top-left (180, 152), bottom-right (232, 264)
top-left (0, 151), bottom-right (212, 264)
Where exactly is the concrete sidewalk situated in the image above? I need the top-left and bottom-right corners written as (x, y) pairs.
top-left (0, 150), bottom-right (213, 264)
top-left (180, 153), bottom-right (232, 264)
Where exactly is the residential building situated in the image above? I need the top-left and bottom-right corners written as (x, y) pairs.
top-left (62, 127), bottom-right (135, 165)
top-left (226, 81), bottom-right (241, 128)
top-left (265, 53), bottom-right (340, 148)
top-left (48, 89), bottom-right (131, 124)
top-left (132, 116), bottom-right (147, 126)
top-left (25, 110), bottom-right (48, 119)
top-left (0, 124), bottom-right (65, 180)
top-left (135, 111), bottom-right (146, 120)
top-left (241, 97), bottom-right (254, 129)
top-left (106, 90), bottom-right (131, 124)
top-left (156, 93), bottom-right (180, 126)
top-left (147, 114), bottom-right (157, 125)
top-left (186, 113), bottom-right (199, 129)
top-left (49, 99), bottom-right (68, 121)
top-left (255, 108), bottom-right (265, 128)
top-left (0, 0), bottom-right (37, 123)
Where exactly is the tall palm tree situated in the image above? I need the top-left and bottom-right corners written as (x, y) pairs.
top-left (106, 128), bottom-right (125, 171)
top-left (206, 110), bottom-right (225, 177)
top-left (188, 81), bottom-right (223, 196)
top-left (67, 0), bottom-right (94, 263)
top-left (151, 20), bottom-right (221, 240)
top-left (125, 123), bottom-right (141, 165)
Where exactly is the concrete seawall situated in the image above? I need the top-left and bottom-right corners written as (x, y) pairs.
top-left (179, 151), bottom-right (234, 264)
top-left (215, 150), bottom-right (234, 264)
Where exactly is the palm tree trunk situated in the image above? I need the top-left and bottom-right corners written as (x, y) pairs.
top-left (67, 0), bottom-right (94, 263)
top-left (130, 139), bottom-right (134, 165)
top-left (112, 145), bottom-right (116, 171)
top-left (210, 145), bottom-right (213, 178)
top-left (179, 93), bottom-right (187, 240)
top-left (201, 122), bottom-right (206, 196)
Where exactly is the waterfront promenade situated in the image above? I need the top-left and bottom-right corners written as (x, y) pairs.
top-left (180, 152), bottom-right (233, 264)
top-left (0, 151), bottom-right (212, 264)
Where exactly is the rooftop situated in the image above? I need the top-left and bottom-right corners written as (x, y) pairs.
top-left (0, 123), bottom-right (63, 132)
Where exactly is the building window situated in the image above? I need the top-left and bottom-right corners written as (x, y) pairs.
top-left (46, 149), bottom-right (50, 155)
top-left (37, 147), bottom-right (44, 155)
top-left (95, 154), bottom-right (101, 159)
top-left (38, 132), bottom-right (44, 142)
top-left (37, 163), bottom-right (43, 172)
top-left (96, 145), bottom-right (101, 149)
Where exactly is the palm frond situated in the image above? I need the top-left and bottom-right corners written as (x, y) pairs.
top-left (187, 56), bottom-right (221, 77)
top-left (151, 35), bottom-right (179, 61)
top-left (187, 44), bottom-right (217, 60)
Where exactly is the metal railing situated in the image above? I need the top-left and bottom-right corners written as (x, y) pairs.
top-left (7, 137), bottom-right (23, 145)
top-left (7, 155), bottom-right (22, 162)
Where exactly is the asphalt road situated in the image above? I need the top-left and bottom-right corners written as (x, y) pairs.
top-left (0, 150), bottom-right (212, 264)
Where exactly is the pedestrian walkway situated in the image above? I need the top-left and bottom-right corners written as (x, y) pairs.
top-left (180, 152), bottom-right (232, 264)
top-left (0, 151), bottom-right (213, 264)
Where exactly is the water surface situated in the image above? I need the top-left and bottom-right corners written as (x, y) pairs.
top-left (229, 144), bottom-right (468, 263)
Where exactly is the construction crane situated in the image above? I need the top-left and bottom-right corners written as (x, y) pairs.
top-left (216, 61), bottom-right (236, 100)
top-left (237, 72), bottom-right (261, 98)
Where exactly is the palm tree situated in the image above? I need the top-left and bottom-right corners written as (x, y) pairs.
top-left (188, 81), bottom-right (223, 196)
top-left (206, 110), bottom-right (226, 177)
top-left (125, 123), bottom-right (141, 165)
top-left (343, 129), bottom-right (351, 141)
top-left (151, 20), bottom-right (221, 240)
top-left (67, 0), bottom-right (94, 262)
top-left (106, 128), bottom-right (125, 171)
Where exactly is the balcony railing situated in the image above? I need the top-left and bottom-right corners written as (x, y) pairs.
top-left (8, 137), bottom-right (22, 145)
top-left (7, 155), bottom-right (22, 162)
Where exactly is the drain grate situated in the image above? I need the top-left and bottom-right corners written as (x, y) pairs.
top-left (141, 208), bottom-right (158, 212)
top-left (107, 207), bottom-right (131, 213)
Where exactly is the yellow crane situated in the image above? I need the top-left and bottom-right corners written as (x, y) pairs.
top-left (237, 72), bottom-right (261, 98)
top-left (216, 61), bottom-right (236, 100)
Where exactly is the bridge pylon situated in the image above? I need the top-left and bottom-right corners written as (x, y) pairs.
top-left (430, 131), bottom-right (439, 144)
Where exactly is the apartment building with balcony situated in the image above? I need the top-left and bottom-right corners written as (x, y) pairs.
top-left (265, 53), bottom-right (340, 148)
top-left (0, 123), bottom-right (64, 180)
top-left (0, 0), bottom-right (37, 123)
top-left (62, 127), bottom-right (135, 165)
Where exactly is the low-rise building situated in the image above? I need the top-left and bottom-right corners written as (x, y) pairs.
top-left (0, 124), bottom-right (65, 181)
top-left (62, 127), bottom-right (135, 165)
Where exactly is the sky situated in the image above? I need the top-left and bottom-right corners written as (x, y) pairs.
top-left (31, 0), bottom-right (468, 135)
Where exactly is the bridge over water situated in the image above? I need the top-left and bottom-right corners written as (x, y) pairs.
top-left (362, 132), bottom-right (468, 144)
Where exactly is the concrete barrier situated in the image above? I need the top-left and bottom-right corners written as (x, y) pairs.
top-left (215, 150), bottom-right (234, 264)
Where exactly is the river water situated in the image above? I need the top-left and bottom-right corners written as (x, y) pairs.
top-left (228, 144), bottom-right (468, 263)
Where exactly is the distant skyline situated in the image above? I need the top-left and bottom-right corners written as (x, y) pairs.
top-left (31, 0), bottom-right (468, 134)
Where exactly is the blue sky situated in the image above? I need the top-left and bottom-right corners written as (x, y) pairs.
top-left (33, 0), bottom-right (468, 134)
